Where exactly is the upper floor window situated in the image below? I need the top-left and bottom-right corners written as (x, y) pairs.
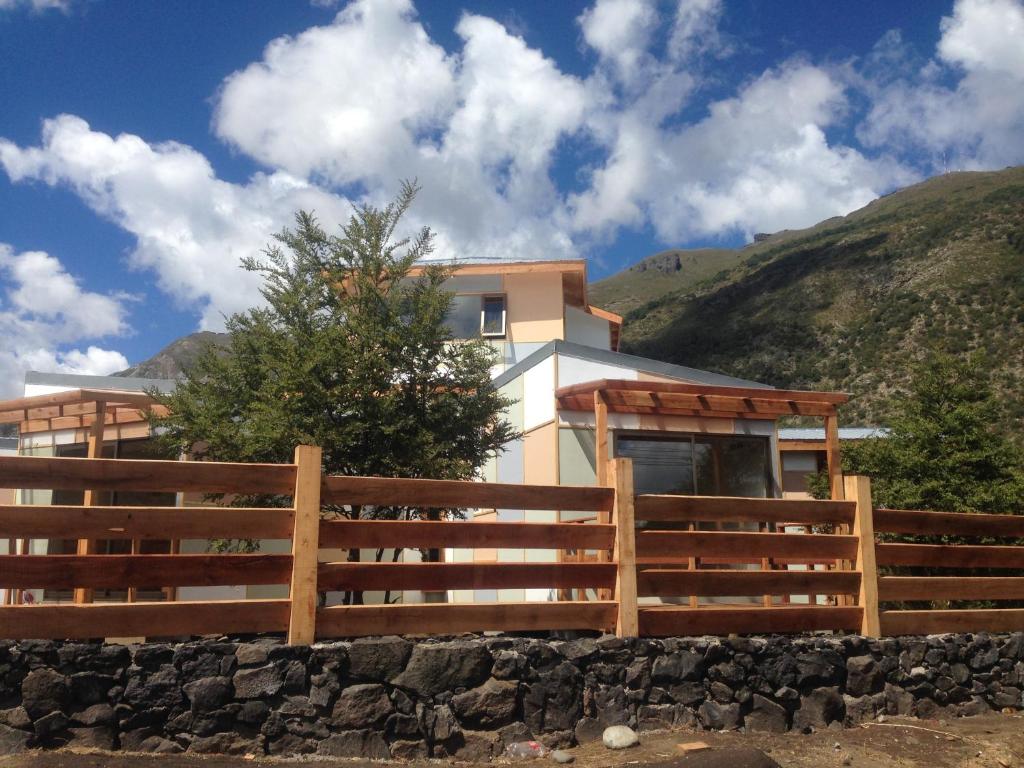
top-left (446, 293), bottom-right (507, 339)
top-left (481, 295), bottom-right (506, 337)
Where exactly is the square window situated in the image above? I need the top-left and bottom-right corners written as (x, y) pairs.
top-left (481, 295), bottom-right (506, 337)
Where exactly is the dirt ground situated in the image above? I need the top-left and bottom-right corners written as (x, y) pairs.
top-left (3, 712), bottom-right (1022, 768)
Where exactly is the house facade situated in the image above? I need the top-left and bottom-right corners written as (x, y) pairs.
top-left (1, 259), bottom-right (848, 609)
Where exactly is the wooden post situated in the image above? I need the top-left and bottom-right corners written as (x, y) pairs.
top-left (594, 390), bottom-right (608, 486)
top-left (287, 444), bottom-right (322, 645)
top-left (845, 474), bottom-right (880, 637)
top-left (824, 414), bottom-right (843, 501)
top-left (610, 458), bottom-right (638, 637)
top-left (594, 390), bottom-right (612, 600)
top-left (824, 413), bottom-right (850, 604)
top-left (74, 401), bottom-right (106, 605)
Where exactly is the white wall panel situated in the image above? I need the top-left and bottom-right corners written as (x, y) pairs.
top-left (564, 306), bottom-right (611, 350)
top-left (522, 355), bottom-right (555, 430)
top-left (556, 355), bottom-right (638, 388)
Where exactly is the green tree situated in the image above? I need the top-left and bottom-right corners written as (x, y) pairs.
top-left (152, 182), bottom-right (517, 599)
top-left (842, 352), bottom-right (1024, 513)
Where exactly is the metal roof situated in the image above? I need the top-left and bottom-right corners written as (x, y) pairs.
top-left (778, 427), bottom-right (890, 441)
top-left (491, 340), bottom-right (772, 390)
top-left (25, 370), bottom-right (176, 394)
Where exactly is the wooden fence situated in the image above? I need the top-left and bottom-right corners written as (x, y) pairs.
top-left (0, 448), bottom-right (1022, 641)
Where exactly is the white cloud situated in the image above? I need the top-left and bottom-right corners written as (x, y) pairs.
top-left (214, 0), bottom-right (456, 185)
top-left (578, 0), bottom-right (658, 85)
top-left (669, 0), bottom-right (726, 62)
top-left (0, 0), bottom-right (70, 11)
top-left (0, 115), bottom-right (352, 330)
top-left (214, 0), bottom-right (587, 264)
top-left (858, 0), bottom-right (1024, 170)
top-left (574, 61), bottom-right (912, 241)
top-left (0, 244), bottom-right (129, 398)
top-left (3, 0), bottom-right (990, 351)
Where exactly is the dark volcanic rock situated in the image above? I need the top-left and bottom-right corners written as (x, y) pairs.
top-left (21, 668), bottom-right (69, 719)
top-left (451, 678), bottom-right (518, 729)
top-left (183, 677), bottom-right (233, 713)
top-left (793, 686), bottom-right (845, 731)
top-left (332, 683), bottom-right (393, 729)
top-left (392, 641), bottom-right (492, 696)
top-left (0, 724), bottom-right (30, 754)
top-left (745, 694), bottom-right (788, 733)
top-left (697, 700), bottom-right (740, 730)
top-left (317, 730), bottom-right (390, 759)
top-left (348, 636), bottom-right (412, 681)
top-left (653, 651), bottom-right (704, 683)
top-left (232, 664), bottom-right (283, 699)
top-left (846, 655), bottom-right (883, 696)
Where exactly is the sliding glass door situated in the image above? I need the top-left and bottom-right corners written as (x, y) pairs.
top-left (616, 433), bottom-right (772, 497)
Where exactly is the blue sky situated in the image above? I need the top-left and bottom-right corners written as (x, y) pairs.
top-left (1, 0), bottom-right (1022, 394)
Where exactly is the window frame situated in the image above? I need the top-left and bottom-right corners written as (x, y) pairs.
top-left (479, 294), bottom-right (507, 338)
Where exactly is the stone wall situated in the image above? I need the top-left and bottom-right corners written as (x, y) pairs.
top-left (1, 632), bottom-right (1022, 759)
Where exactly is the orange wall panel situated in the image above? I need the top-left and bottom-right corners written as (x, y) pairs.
top-left (504, 272), bottom-right (565, 343)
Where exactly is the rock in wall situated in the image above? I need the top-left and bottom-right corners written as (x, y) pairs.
top-left (0, 632), bottom-right (1022, 759)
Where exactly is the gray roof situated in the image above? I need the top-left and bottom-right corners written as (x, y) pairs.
top-left (492, 339), bottom-right (772, 390)
top-left (24, 370), bottom-right (177, 394)
top-left (778, 427), bottom-right (890, 441)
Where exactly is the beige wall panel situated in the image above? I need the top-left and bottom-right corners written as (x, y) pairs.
top-left (523, 422), bottom-right (557, 485)
top-left (499, 376), bottom-right (524, 430)
top-left (504, 272), bottom-right (565, 343)
top-left (558, 426), bottom-right (596, 488)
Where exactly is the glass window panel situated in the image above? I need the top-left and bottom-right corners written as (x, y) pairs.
top-left (482, 296), bottom-right (506, 336)
top-left (445, 294), bottom-right (481, 338)
top-left (615, 436), bottom-right (695, 495)
top-left (718, 437), bottom-right (770, 498)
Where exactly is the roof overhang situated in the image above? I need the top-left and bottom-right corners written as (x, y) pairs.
top-left (0, 388), bottom-right (167, 433)
top-left (556, 378), bottom-right (848, 420)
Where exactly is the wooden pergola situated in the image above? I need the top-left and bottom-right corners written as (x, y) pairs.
top-left (1, 388), bottom-right (168, 605)
top-left (555, 379), bottom-right (849, 499)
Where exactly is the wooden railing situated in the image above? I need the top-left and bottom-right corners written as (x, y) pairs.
top-left (0, 449), bottom-right (302, 639)
top-left (870, 482), bottom-right (1024, 635)
top-left (1, 449), bottom-right (1022, 641)
top-left (630, 486), bottom-right (867, 636)
top-left (0, 447), bottom-right (618, 641)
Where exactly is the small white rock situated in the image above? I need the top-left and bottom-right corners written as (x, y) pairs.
top-left (551, 749), bottom-right (575, 764)
top-left (602, 725), bottom-right (639, 750)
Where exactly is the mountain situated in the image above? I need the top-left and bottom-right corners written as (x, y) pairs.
top-left (594, 167), bottom-right (1024, 428)
top-left (115, 331), bottom-right (228, 379)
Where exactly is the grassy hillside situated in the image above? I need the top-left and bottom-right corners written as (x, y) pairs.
top-left (589, 247), bottom-right (749, 315)
top-left (597, 167), bottom-right (1024, 428)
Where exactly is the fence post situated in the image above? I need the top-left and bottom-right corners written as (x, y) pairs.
top-left (610, 458), bottom-right (639, 637)
top-left (288, 445), bottom-right (322, 645)
top-left (845, 474), bottom-right (880, 637)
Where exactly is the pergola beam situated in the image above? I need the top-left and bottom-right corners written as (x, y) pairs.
top-left (555, 378), bottom-right (847, 419)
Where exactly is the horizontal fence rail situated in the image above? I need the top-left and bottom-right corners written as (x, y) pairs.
top-left (635, 495), bottom-right (856, 525)
top-left (0, 450), bottom-right (305, 641)
top-left (0, 554), bottom-right (292, 589)
top-left (315, 471), bottom-right (618, 638)
top-left (1, 454), bottom-right (297, 495)
top-left (321, 475), bottom-right (614, 511)
top-left (2, 449), bottom-right (1022, 642)
top-left (873, 502), bottom-right (1024, 636)
top-left (0, 505), bottom-right (295, 540)
top-left (317, 562), bottom-right (616, 592)
top-left (319, 519), bottom-right (616, 550)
